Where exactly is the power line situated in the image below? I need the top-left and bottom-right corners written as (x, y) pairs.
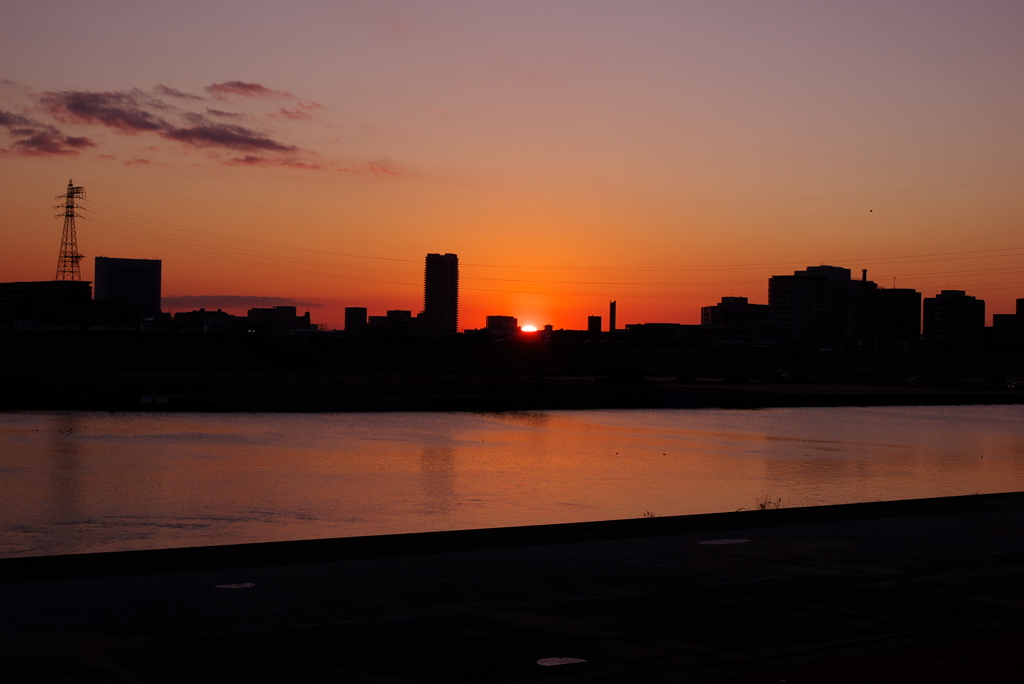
top-left (88, 175), bottom-right (1024, 217)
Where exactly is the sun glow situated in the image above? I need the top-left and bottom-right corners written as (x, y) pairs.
top-left (521, 325), bottom-right (538, 332)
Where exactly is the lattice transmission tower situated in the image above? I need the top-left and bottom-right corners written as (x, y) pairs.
top-left (54, 179), bottom-right (86, 281)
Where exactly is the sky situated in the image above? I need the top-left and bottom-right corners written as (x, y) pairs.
top-left (2, 0), bottom-right (1023, 330)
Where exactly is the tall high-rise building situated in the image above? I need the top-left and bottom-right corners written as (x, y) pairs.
top-left (423, 253), bottom-right (458, 333)
top-left (94, 256), bottom-right (162, 318)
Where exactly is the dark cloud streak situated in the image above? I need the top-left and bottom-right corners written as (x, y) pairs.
top-left (0, 109), bottom-right (93, 156)
top-left (155, 85), bottom-right (205, 101)
top-left (165, 123), bottom-right (296, 152)
top-left (164, 295), bottom-right (323, 309)
top-left (41, 90), bottom-right (166, 132)
top-left (39, 90), bottom-right (297, 153)
top-left (206, 81), bottom-right (291, 98)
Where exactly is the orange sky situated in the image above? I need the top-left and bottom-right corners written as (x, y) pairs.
top-left (2, 1), bottom-right (1023, 330)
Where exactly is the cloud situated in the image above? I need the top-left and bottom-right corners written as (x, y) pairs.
top-left (163, 295), bottom-right (323, 310)
top-left (205, 108), bottom-right (243, 118)
top-left (206, 81), bottom-right (292, 98)
top-left (368, 159), bottom-right (401, 177)
top-left (226, 155), bottom-right (320, 169)
top-left (0, 109), bottom-right (93, 156)
top-left (276, 107), bottom-right (313, 120)
top-left (125, 158), bottom-right (151, 166)
top-left (39, 90), bottom-right (297, 153)
top-left (41, 90), bottom-right (166, 132)
top-left (11, 82), bottom-right (339, 170)
top-left (64, 136), bottom-right (95, 148)
top-left (154, 85), bottom-right (205, 101)
top-left (165, 122), bottom-right (296, 152)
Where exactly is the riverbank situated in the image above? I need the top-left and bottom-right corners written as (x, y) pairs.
top-left (3, 492), bottom-right (1024, 682)
top-left (3, 384), bottom-right (1024, 412)
top-left (3, 329), bottom-right (1023, 412)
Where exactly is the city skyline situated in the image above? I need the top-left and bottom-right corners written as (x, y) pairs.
top-left (3, 2), bottom-right (1024, 330)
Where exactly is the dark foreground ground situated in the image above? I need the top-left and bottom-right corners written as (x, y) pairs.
top-left (4, 492), bottom-right (1024, 683)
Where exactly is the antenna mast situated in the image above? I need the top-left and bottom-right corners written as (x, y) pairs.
top-left (55, 179), bottom-right (85, 281)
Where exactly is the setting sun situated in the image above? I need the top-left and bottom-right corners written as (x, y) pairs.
top-left (521, 325), bottom-right (538, 332)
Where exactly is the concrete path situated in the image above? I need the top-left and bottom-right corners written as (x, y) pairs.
top-left (3, 493), bottom-right (1024, 682)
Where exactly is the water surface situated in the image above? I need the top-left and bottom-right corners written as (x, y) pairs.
top-left (2, 406), bottom-right (1023, 558)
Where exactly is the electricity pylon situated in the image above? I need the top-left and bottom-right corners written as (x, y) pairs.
top-left (55, 179), bottom-right (85, 281)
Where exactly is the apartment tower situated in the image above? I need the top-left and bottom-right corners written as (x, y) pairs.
top-left (423, 253), bottom-right (459, 333)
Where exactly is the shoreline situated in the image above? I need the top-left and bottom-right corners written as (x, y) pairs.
top-left (3, 385), bottom-right (1024, 412)
top-left (3, 490), bottom-right (1021, 582)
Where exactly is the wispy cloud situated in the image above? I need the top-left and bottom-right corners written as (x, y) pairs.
top-left (206, 81), bottom-right (292, 99)
top-left (154, 85), bottom-right (205, 101)
top-left (166, 122), bottom-right (296, 152)
top-left (163, 295), bottom-right (323, 310)
top-left (205, 108), bottom-right (243, 118)
top-left (6, 81), bottom-right (398, 176)
top-left (368, 159), bottom-right (401, 176)
top-left (276, 107), bottom-right (313, 120)
top-left (41, 90), bottom-right (166, 132)
top-left (0, 109), bottom-right (94, 156)
top-left (39, 90), bottom-right (297, 153)
top-left (226, 155), bottom-right (319, 169)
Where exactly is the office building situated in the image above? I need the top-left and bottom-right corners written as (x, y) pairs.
top-left (769, 266), bottom-right (853, 346)
top-left (246, 306), bottom-right (313, 334)
top-left (0, 280), bottom-right (92, 328)
top-left (345, 307), bottom-right (368, 331)
top-left (423, 253), bottom-right (458, 333)
top-left (94, 257), bottom-right (162, 318)
top-left (923, 290), bottom-right (985, 352)
top-left (701, 296), bottom-right (769, 327)
top-left (486, 315), bottom-right (518, 337)
top-left (587, 316), bottom-right (602, 336)
top-left (866, 288), bottom-right (921, 343)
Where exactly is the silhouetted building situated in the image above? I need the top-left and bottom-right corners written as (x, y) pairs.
top-left (625, 322), bottom-right (760, 347)
top-left (865, 288), bottom-right (921, 346)
top-left (423, 253), bottom-right (458, 333)
top-left (995, 299), bottom-right (1024, 352)
top-left (345, 307), bottom-right (367, 331)
top-left (172, 308), bottom-right (242, 333)
top-left (94, 257), bottom-right (162, 319)
top-left (991, 312), bottom-right (1022, 352)
top-left (486, 315), bottom-right (518, 337)
top-left (923, 290), bottom-right (985, 352)
top-left (246, 306), bottom-right (313, 334)
top-left (609, 301), bottom-right (617, 333)
top-left (588, 315), bottom-right (602, 337)
top-left (769, 266), bottom-right (853, 347)
top-left (701, 296), bottom-right (769, 327)
top-left (0, 280), bottom-right (92, 328)
top-left (368, 309), bottom-right (419, 336)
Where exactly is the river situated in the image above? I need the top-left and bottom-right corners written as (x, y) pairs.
top-left (2, 405), bottom-right (1023, 558)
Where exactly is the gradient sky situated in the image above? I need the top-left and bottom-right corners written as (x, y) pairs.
top-left (2, 1), bottom-right (1023, 330)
